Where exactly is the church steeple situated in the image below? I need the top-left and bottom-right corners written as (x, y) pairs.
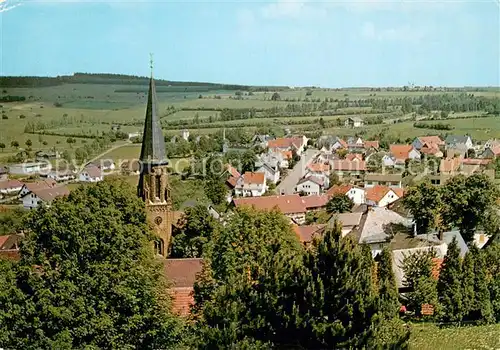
top-left (139, 54), bottom-right (166, 164)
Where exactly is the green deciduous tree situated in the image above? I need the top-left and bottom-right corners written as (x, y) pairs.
top-left (171, 204), bottom-right (220, 258)
top-left (204, 177), bottom-right (227, 206)
top-left (403, 181), bottom-right (442, 234)
top-left (484, 242), bottom-right (500, 321)
top-left (437, 237), bottom-right (464, 323)
top-left (326, 193), bottom-right (354, 214)
top-left (0, 142), bottom-right (5, 152)
top-left (10, 140), bottom-right (19, 149)
top-left (25, 139), bottom-right (32, 149)
top-left (0, 180), bottom-right (183, 349)
top-left (441, 174), bottom-right (500, 242)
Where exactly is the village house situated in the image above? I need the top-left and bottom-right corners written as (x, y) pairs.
top-left (345, 153), bottom-right (363, 162)
top-left (79, 165), bottom-right (103, 183)
top-left (256, 150), bottom-right (289, 169)
top-left (222, 164), bottom-right (241, 191)
top-left (328, 212), bottom-right (364, 237)
top-left (8, 162), bottom-right (50, 176)
top-left (301, 194), bottom-right (330, 212)
top-left (346, 137), bottom-right (365, 152)
top-left (234, 172), bottom-right (267, 197)
top-left (163, 258), bottom-right (203, 316)
top-left (306, 162), bottom-right (330, 187)
top-left (412, 136), bottom-right (445, 151)
top-left (388, 145), bottom-right (421, 165)
top-left (293, 224), bottom-right (325, 245)
top-left (327, 184), bottom-right (366, 205)
top-left (363, 140), bottom-right (380, 152)
top-left (317, 136), bottom-right (347, 152)
top-left (267, 136), bottom-right (307, 155)
top-left (18, 179), bottom-right (57, 198)
top-left (233, 194), bottom-right (307, 224)
top-left (46, 169), bottom-right (76, 182)
top-left (365, 185), bottom-right (404, 207)
top-left (344, 117), bottom-right (364, 128)
top-left (35, 150), bottom-right (60, 161)
top-left (445, 135), bottom-right (473, 152)
top-left (0, 179), bottom-right (23, 195)
top-left (21, 185), bottom-right (70, 209)
top-left (87, 160), bottom-right (116, 172)
top-left (296, 176), bottom-right (325, 196)
top-left (330, 159), bottom-right (366, 181)
top-left (482, 145), bottom-right (500, 159)
top-left (439, 157), bottom-right (462, 175)
top-left (256, 163), bottom-right (280, 184)
top-left (364, 173), bottom-right (403, 188)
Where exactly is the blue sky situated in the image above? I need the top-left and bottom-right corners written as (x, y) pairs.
top-left (1, 0), bottom-right (499, 87)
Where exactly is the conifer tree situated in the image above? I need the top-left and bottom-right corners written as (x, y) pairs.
top-left (294, 221), bottom-right (379, 349)
top-left (437, 237), bottom-right (464, 323)
top-left (484, 242), bottom-right (500, 321)
top-left (461, 246), bottom-right (476, 321)
top-left (377, 247), bottom-right (400, 316)
top-left (469, 246), bottom-right (494, 323)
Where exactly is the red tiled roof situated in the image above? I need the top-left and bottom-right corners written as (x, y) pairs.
top-left (301, 195), bottom-right (329, 209)
top-left (293, 224), bottom-right (325, 243)
top-left (335, 139), bottom-right (348, 148)
top-left (268, 137), bottom-right (303, 150)
top-left (366, 185), bottom-right (392, 203)
top-left (326, 184), bottom-right (352, 196)
top-left (0, 179), bottom-right (23, 190)
top-left (243, 172), bottom-right (265, 185)
top-left (307, 163), bottom-right (330, 172)
top-left (420, 144), bottom-right (440, 155)
top-left (170, 287), bottom-right (195, 316)
top-left (226, 176), bottom-right (238, 188)
top-left (0, 235), bottom-right (9, 248)
top-left (419, 136), bottom-right (444, 146)
top-left (233, 195), bottom-right (306, 214)
top-left (345, 153), bottom-right (363, 161)
top-left (163, 258), bottom-right (203, 288)
top-left (0, 250), bottom-right (20, 261)
top-left (364, 141), bottom-right (380, 149)
top-left (226, 165), bottom-right (241, 178)
top-left (461, 158), bottom-right (491, 165)
top-left (331, 160), bottom-right (366, 171)
top-left (389, 144), bottom-right (414, 161)
top-left (490, 145), bottom-right (500, 156)
top-left (391, 187), bottom-right (405, 198)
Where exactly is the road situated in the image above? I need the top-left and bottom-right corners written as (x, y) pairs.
top-left (277, 148), bottom-right (319, 195)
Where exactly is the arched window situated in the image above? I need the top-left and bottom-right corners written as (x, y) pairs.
top-left (154, 238), bottom-right (164, 256)
top-left (155, 175), bottom-right (161, 200)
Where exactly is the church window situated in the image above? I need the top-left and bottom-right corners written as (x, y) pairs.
top-left (155, 175), bottom-right (161, 200)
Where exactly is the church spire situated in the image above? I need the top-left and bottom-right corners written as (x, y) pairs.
top-left (139, 54), bottom-right (166, 164)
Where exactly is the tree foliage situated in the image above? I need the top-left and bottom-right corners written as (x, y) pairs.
top-left (403, 181), bottom-right (442, 234)
top-left (0, 180), bottom-right (182, 349)
top-left (326, 193), bottom-right (354, 214)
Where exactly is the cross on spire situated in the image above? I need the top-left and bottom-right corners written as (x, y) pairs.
top-left (149, 53), bottom-right (154, 76)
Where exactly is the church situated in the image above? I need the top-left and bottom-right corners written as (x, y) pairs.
top-left (137, 65), bottom-right (173, 258)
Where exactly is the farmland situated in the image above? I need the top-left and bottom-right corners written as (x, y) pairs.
top-left (1, 74), bottom-right (499, 165)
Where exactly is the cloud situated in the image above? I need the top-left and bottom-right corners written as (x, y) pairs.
top-left (260, 0), bottom-right (327, 20)
top-left (0, 0), bottom-right (22, 13)
top-left (360, 21), bottom-right (427, 43)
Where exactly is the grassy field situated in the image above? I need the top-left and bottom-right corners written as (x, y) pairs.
top-left (409, 323), bottom-right (500, 350)
top-left (1, 83), bottom-right (499, 165)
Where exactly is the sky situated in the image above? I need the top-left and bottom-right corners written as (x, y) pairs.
top-left (0, 0), bottom-right (499, 87)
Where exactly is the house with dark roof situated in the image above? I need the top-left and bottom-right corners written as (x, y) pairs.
top-left (21, 185), bottom-right (70, 209)
top-left (79, 165), bottom-right (103, 182)
top-left (445, 135), bottom-right (473, 152)
top-left (412, 136), bottom-right (444, 150)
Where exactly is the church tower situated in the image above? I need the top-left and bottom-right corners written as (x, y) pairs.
top-left (138, 57), bottom-right (173, 257)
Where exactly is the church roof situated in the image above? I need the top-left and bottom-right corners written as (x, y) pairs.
top-left (139, 72), bottom-right (167, 163)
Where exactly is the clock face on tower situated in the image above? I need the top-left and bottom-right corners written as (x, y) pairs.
top-left (154, 216), bottom-right (163, 225)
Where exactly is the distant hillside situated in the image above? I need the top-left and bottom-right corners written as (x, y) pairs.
top-left (0, 73), bottom-right (288, 91)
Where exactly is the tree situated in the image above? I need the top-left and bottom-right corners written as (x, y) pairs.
top-left (25, 139), bottom-right (32, 149)
top-left (401, 250), bottom-right (438, 315)
top-left (10, 140), bottom-right (19, 149)
top-left (74, 147), bottom-right (88, 164)
top-left (328, 172), bottom-right (341, 187)
top-left (270, 92), bottom-right (281, 101)
top-left (403, 181), bottom-right (442, 234)
top-left (0, 143), bottom-right (5, 152)
top-left (377, 248), bottom-right (400, 317)
top-left (193, 206), bottom-right (303, 348)
top-left (0, 180), bottom-right (182, 349)
top-left (463, 246), bottom-right (494, 323)
top-left (466, 148), bottom-right (476, 159)
top-left (171, 204), bottom-right (220, 258)
top-left (61, 149), bottom-right (72, 162)
top-left (337, 148), bottom-right (348, 159)
top-left (437, 237), bottom-right (464, 323)
top-left (241, 149), bottom-right (256, 172)
top-left (326, 193), bottom-right (354, 214)
top-left (441, 174), bottom-right (500, 242)
top-left (319, 117), bottom-right (325, 128)
top-left (205, 177), bottom-right (227, 206)
top-left (484, 242), bottom-right (500, 321)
